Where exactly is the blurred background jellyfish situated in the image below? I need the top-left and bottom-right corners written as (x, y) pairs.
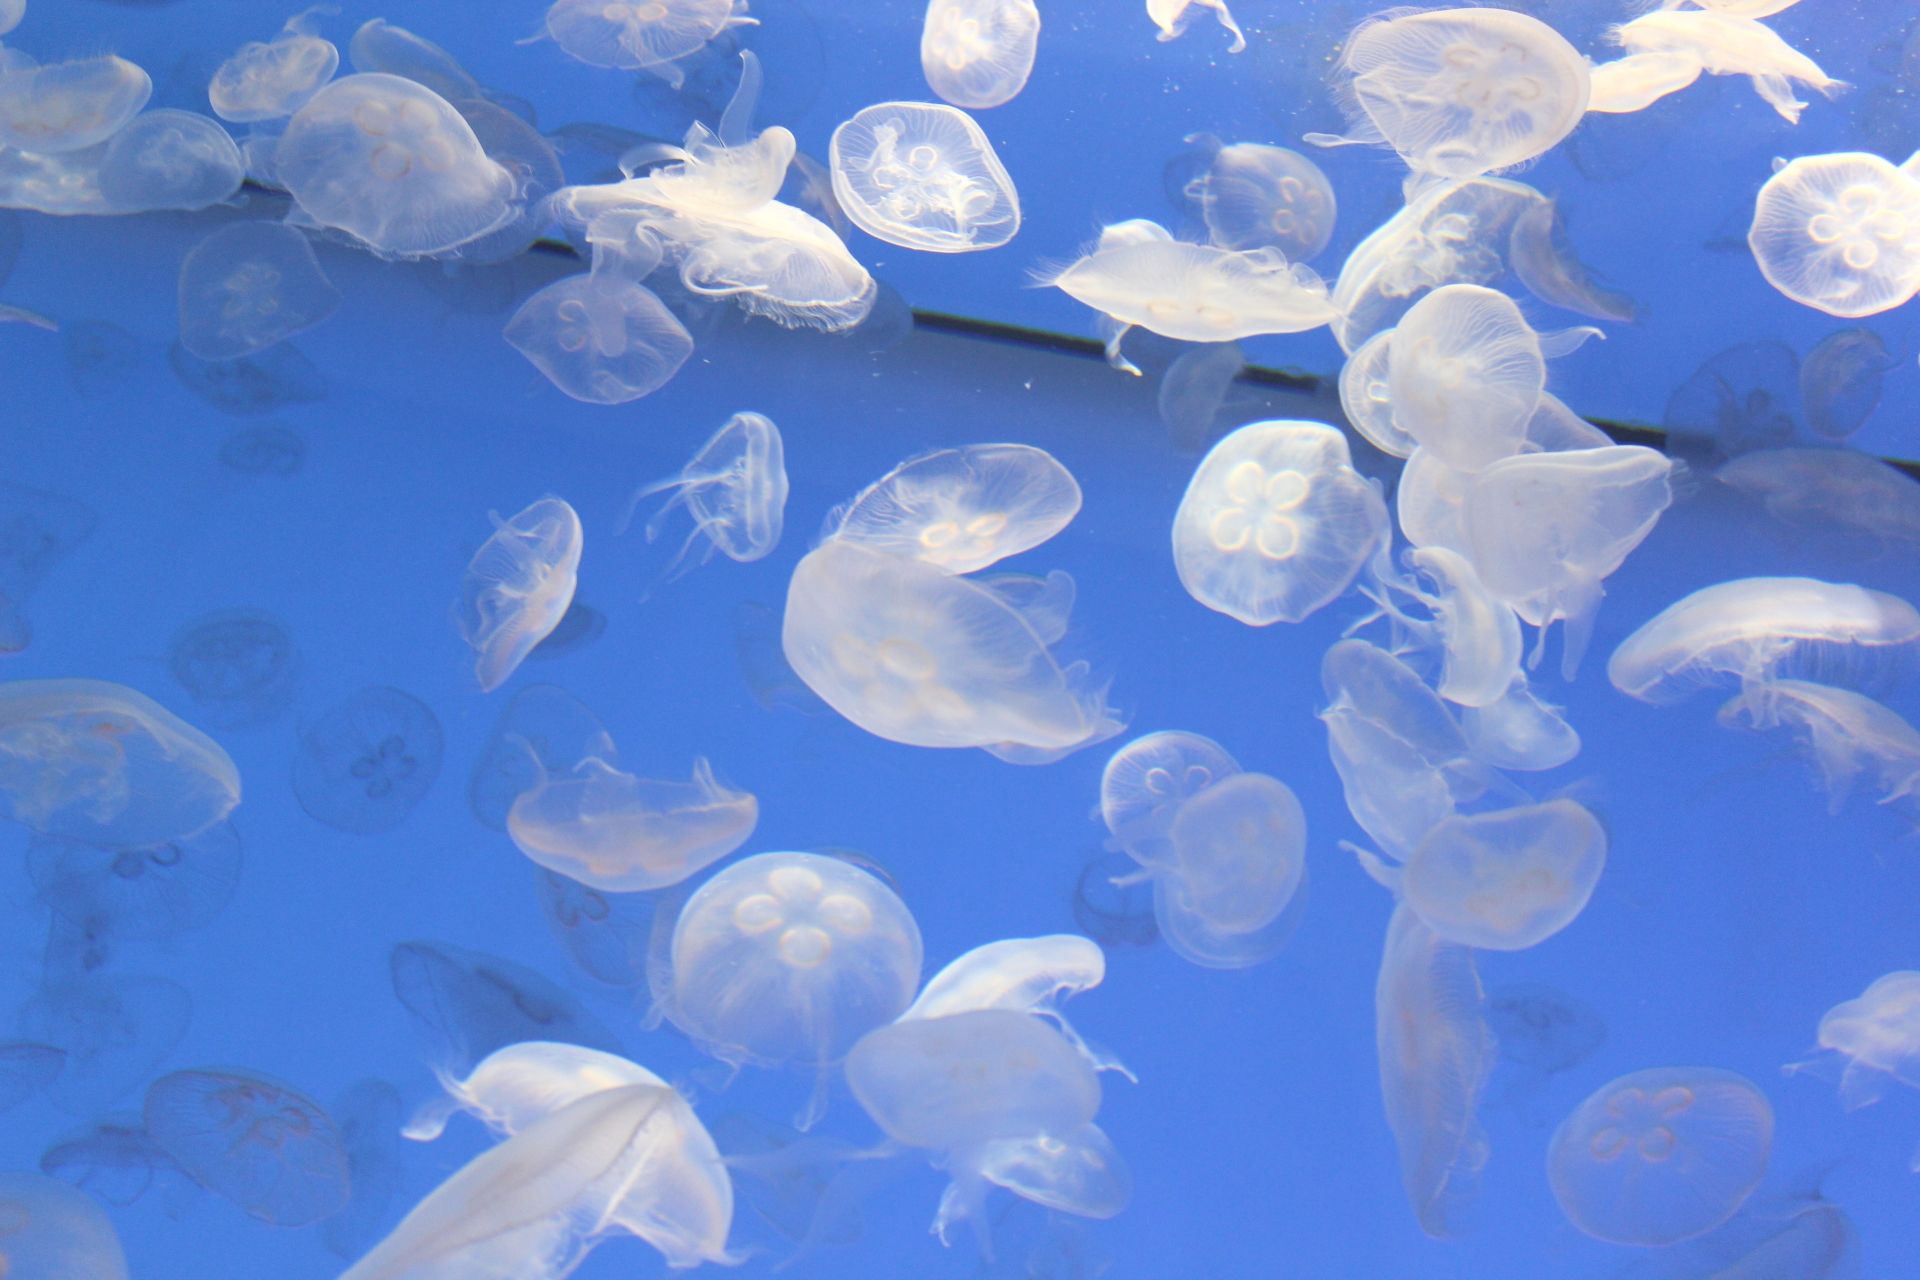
top-left (620, 411), bottom-right (787, 580)
top-left (390, 939), bottom-right (624, 1074)
top-left (829, 102), bottom-right (1020, 252)
top-left (143, 1067), bottom-right (350, 1228)
top-left (0, 1171), bottom-right (131, 1280)
top-left (177, 221), bottom-right (341, 362)
top-left (921, 0), bottom-right (1040, 109)
top-left (291, 685), bottom-right (442, 834)
top-left (823, 443), bottom-right (1080, 575)
top-left (19, 972), bottom-right (192, 1116)
top-left (1800, 328), bottom-right (1892, 441)
top-left (208, 13), bottom-right (340, 124)
top-left (468, 682), bottom-right (614, 832)
top-left (1749, 151), bottom-right (1920, 317)
top-left (165, 609), bottom-right (301, 730)
top-left (0, 55), bottom-right (151, 154)
top-left (1786, 972), bottom-right (1920, 1166)
top-left (29, 820), bottom-right (243, 945)
top-left (459, 496), bottom-right (583, 693)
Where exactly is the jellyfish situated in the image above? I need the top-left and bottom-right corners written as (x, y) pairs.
top-left (781, 539), bottom-right (1121, 760)
top-left (1718, 448), bottom-right (1920, 545)
top-left (1585, 52), bottom-right (1705, 113)
top-left (1717, 679), bottom-right (1920, 814)
top-left (920, 0), bottom-right (1040, 110)
top-left (1186, 142), bottom-right (1332, 261)
top-left (621, 411), bottom-right (787, 579)
top-left (168, 339), bottom-right (327, 414)
top-left (0, 142), bottom-right (111, 215)
top-left (1338, 332), bottom-right (1416, 460)
top-left (63, 320), bottom-right (140, 397)
top-left (1374, 903), bottom-right (1496, 1238)
top-left (1072, 852), bottom-right (1158, 949)
top-left (1663, 339), bottom-right (1802, 459)
top-left (0, 0), bottom-right (19, 36)
top-left (176, 222), bottom-right (340, 363)
top-left (504, 271), bottom-right (695, 404)
top-left (469, 683), bottom-right (616, 832)
top-left (1158, 341), bottom-right (1249, 452)
top-left (829, 102), bottom-right (1020, 253)
top-left (0, 679), bottom-right (240, 849)
top-left (1785, 970), bottom-right (1920, 1162)
top-left (1463, 445), bottom-right (1675, 678)
top-left (28, 821), bottom-right (242, 942)
top-left (460, 497), bottom-right (583, 694)
top-left (217, 423), bottom-right (305, 475)
top-left (1147, 0), bottom-right (1245, 53)
top-left (291, 685), bottom-right (442, 834)
top-left (96, 110), bottom-right (246, 213)
top-left (142, 1067), bottom-right (349, 1228)
top-left (404, 1041), bottom-right (667, 1142)
top-left (39, 1113), bottom-right (198, 1212)
top-left (389, 939), bottom-right (625, 1074)
top-left (0, 1171), bottom-right (130, 1280)
top-left (445, 99), bottom-right (567, 266)
top-left (0, 55), bottom-right (152, 154)
top-left (18, 973), bottom-right (191, 1116)
top-left (209, 14), bottom-right (340, 123)
top-left (508, 752), bottom-right (758, 893)
top-left (1800, 329), bottom-right (1891, 441)
top-left (1484, 982), bottom-right (1606, 1120)
top-left (1153, 770), bottom-right (1309, 970)
top-left (1507, 199), bottom-right (1638, 323)
top-left (1613, 9), bottom-right (1844, 123)
top-left (0, 1042), bottom-right (61, 1114)
top-left (1171, 419), bottom-right (1388, 626)
top-left (275, 73), bottom-right (518, 258)
top-left (546, 0), bottom-right (743, 71)
top-left (1548, 1066), bottom-right (1773, 1246)
top-left (823, 443), bottom-right (1080, 575)
top-left (1458, 673), bottom-right (1581, 771)
top-left (536, 869), bottom-right (651, 987)
top-left (1396, 448), bottom-right (1473, 559)
top-left (1099, 730), bottom-right (1242, 871)
top-left (1363, 545), bottom-right (1524, 709)
top-left (165, 610), bottom-right (301, 729)
top-left (1748, 152), bottom-right (1920, 318)
top-left (1385, 284), bottom-right (1555, 473)
top-left (1308, 10), bottom-right (1590, 178)
top-left (1607, 577), bottom-right (1920, 704)
top-left (900, 934), bottom-right (1129, 1074)
top-left (346, 18), bottom-right (482, 104)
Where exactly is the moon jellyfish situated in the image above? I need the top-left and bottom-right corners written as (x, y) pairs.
top-left (1464, 445), bottom-right (1674, 678)
top-left (901, 934), bottom-right (1125, 1074)
top-left (1158, 340), bottom-right (1248, 452)
top-left (1391, 799), bottom-right (1605, 951)
top-left (1147, 0), bottom-right (1245, 53)
top-left (1508, 199), bottom-right (1637, 323)
top-left (0, 0), bottom-right (18, 36)
top-left (1613, 10), bottom-right (1843, 124)
top-left (291, 685), bottom-right (443, 834)
top-left (469, 683), bottom-right (613, 832)
top-left (1385, 285), bottom-right (1550, 472)
top-left (460, 497), bottom-right (583, 694)
top-left (324, 1079), bottom-right (406, 1261)
top-left (1800, 329), bottom-right (1891, 441)
top-left (1607, 577), bottom-right (1920, 704)
top-left (829, 102), bottom-right (1019, 253)
top-left (345, 19), bottom-right (481, 104)
top-left (921, 0), bottom-right (1040, 110)
top-left (1749, 152), bottom-right (1920, 318)
top-left (781, 539), bottom-right (1120, 760)
top-left (390, 939), bottom-right (624, 1074)
top-left (824, 443), bottom-right (1080, 575)
top-left (504, 271), bottom-right (695, 404)
top-left (1663, 339), bottom-right (1802, 459)
top-left (1171, 419), bottom-right (1387, 626)
top-left (1374, 903), bottom-right (1495, 1238)
top-left (536, 869), bottom-right (650, 987)
top-left (1586, 52), bottom-right (1704, 113)
top-left (96, 110), bottom-right (245, 213)
top-left (1099, 729), bottom-right (1242, 871)
top-left (405, 1041), bottom-right (665, 1142)
top-left (19, 973), bottom-right (191, 1116)
top-left (0, 55), bottom-right (152, 154)
top-left (546, 0), bottom-right (742, 71)
top-left (0, 1172), bottom-right (130, 1280)
top-left (1186, 142), bottom-right (1334, 261)
top-left (1717, 679), bottom-right (1920, 814)
top-left (1364, 545), bottom-right (1524, 708)
top-left (1548, 1066), bottom-right (1773, 1246)
top-left (1787, 971), bottom-right (1920, 1128)
top-left (0, 144), bottom-right (110, 215)
top-left (177, 221), bottom-right (341, 362)
top-left (209, 14), bottom-right (339, 123)
top-left (1310, 9), bottom-right (1589, 178)
top-left (166, 610), bottom-right (300, 729)
top-left (1459, 674), bottom-right (1581, 771)
top-left (1720, 449), bottom-right (1920, 545)
top-left (143, 1067), bottom-right (349, 1228)
top-left (0, 680), bottom-right (240, 849)
top-left (28, 821), bottom-right (242, 942)
top-left (1154, 770), bottom-right (1308, 969)
top-left (623, 411), bottom-right (786, 577)
top-left (275, 73), bottom-right (517, 258)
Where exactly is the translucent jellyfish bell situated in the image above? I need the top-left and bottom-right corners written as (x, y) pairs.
top-left (98, 111), bottom-right (246, 213)
top-left (901, 934), bottom-right (1126, 1073)
top-left (1100, 729), bottom-right (1241, 871)
top-left (1156, 770), bottom-right (1309, 969)
top-left (291, 685), bottom-right (442, 834)
top-left (1613, 10), bottom-right (1844, 124)
top-left (1147, 0), bottom-right (1245, 53)
top-left (0, 1171), bottom-right (130, 1280)
top-left (0, 55), bottom-right (152, 154)
top-left (177, 222), bottom-right (342, 361)
top-left (1459, 673), bottom-right (1581, 771)
top-left (1715, 679), bottom-right (1920, 815)
top-left (1800, 329), bottom-right (1892, 441)
top-left (1171, 420), bottom-right (1388, 626)
top-left (504, 271), bottom-right (694, 405)
top-left (1190, 143), bottom-right (1333, 260)
top-left (1386, 284), bottom-right (1547, 473)
top-left (1341, 332), bottom-right (1415, 458)
top-left (1398, 799), bottom-right (1606, 950)
top-left (1364, 545), bottom-right (1523, 708)
top-left (209, 18), bottom-right (340, 123)
top-left (545, 0), bottom-right (742, 71)
top-left (920, 0), bottom-right (1040, 110)
top-left (1548, 1067), bottom-right (1773, 1246)
top-left (829, 102), bottom-right (1020, 253)
top-left (1585, 52), bottom-right (1704, 113)
top-left (1789, 971), bottom-right (1920, 1110)
top-left (459, 497), bottom-right (584, 694)
top-left (143, 1067), bottom-right (350, 1227)
top-left (404, 1041), bottom-right (666, 1141)
top-left (0, 0), bottom-right (20, 37)
top-left (622, 412), bottom-right (787, 576)
top-left (824, 443), bottom-right (1081, 575)
top-left (1749, 153), bottom-right (1920, 319)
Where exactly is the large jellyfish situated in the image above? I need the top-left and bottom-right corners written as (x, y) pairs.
top-left (1385, 284), bottom-right (1560, 472)
top-left (830, 102), bottom-right (1020, 253)
top-left (1391, 799), bottom-right (1606, 951)
top-left (1147, 0), bottom-right (1245, 53)
top-left (143, 1067), bottom-right (350, 1227)
top-left (209, 14), bottom-right (340, 123)
top-left (176, 221), bottom-right (341, 362)
top-left (0, 55), bottom-right (151, 154)
top-left (460, 497), bottom-right (583, 694)
top-left (1613, 9), bottom-right (1844, 123)
top-left (1716, 679), bottom-right (1920, 814)
top-left (1748, 152), bottom-right (1920, 318)
top-left (1171, 420), bottom-right (1387, 626)
top-left (621, 411), bottom-right (787, 577)
top-left (1548, 1066), bottom-right (1773, 1245)
top-left (0, 1171), bottom-right (130, 1280)
top-left (921, 0), bottom-right (1040, 109)
top-left (545, 0), bottom-right (744, 72)
top-left (823, 443), bottom-right (1080, 575)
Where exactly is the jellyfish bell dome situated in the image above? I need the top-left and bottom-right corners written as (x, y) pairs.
top-left (1749, 151), bottom-right (1920, 318)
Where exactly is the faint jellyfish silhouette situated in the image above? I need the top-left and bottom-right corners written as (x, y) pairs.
top-left (1159, 341), bottom-right (1249, 453)
top-left (1663, 340), bottom-right (1803, 460)
top-left (0, 1041), bottom-right (62, 1113)
top-left (621, 412), bottom-right (787, 580)
top-left (1548, 1066), bottom-right (1773, 1245)
top-left (733, 599), bottom-right (832, 715)
top-left (1508, 199), bottom-right (1637, 323)
top-left (527, 599), bottom-right (606, 661)
top-left (97, 109), bottom-right (246, 213)
top-left (829, 102), bottom-right (1021, 252)
top-left (503, 271), bottom-right (694, 405)
top-left (389, 938), bottom-right (624, 1074)
top-left (144, 1066), bottom-right (351, 1227)
top-left (0, 1171), bottom-right (131, 1280)
top-left (0, 481), bottom-right (95, 655)
top-left (166, 609), bottom-right (301, 728)
top-left (0, 55), bottom-right (153, 153)
top-left (1484, 983), bottom-right (1607, 1122)
top-left (346, 18), bottom-right (482, 103)
top-left (39, 1113), bottom-right (199, 1213)
top-left (1188, 143), bottom-right (1334, 260)
top-left (460, 497), bottom-right (583, 693)
top-left (447, 97), bottom-right (567, 265)
top-left (1072, 852), bottom-right (1158, 949)
top-left (217, 424), bottom-right (305, 476)
top-left (177, 221), bottom-right (341, 361)
top-left (708, 1109), bottom-right (870, 1250)
top-left (1716, 679), bottom-right (1920, 815)
top-left (921, 0), bottom-right (1040, 109)
top-left (1800, 328), bottom-right (1892, 441)
top-left (19, 973), bottom-right (192, 1115)
top-left (28, 820), bottom-right (242, 942)
top-left (64, 320), bottom-right (140, 397)
top-left (535, 868), bottom-right (651, 987)
top-left (209, 13), bottom-right (340, 123)
top-left (0, 0), bottom-right (20, 36)
top-left (168, 340), bottom-right (327, 415)
top-left (468, 682), bottom-right (614, 832)
top-left (291, 685), bottom-right (443, 834)
top-left (323, 1079), bottom-right (406, 1260)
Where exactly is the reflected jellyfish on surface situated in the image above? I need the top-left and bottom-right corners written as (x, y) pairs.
top-left (166, 610), bottom-right (301, 728)
top-left (292, 686), bottom-right (442, 833)
top-left (97, 110), bottom-right (246, 213)
top-left (177, 221), bottom-right (341, 362)
top-left (1800, 329), bottom-right (1891, 441)
top-left (1171, 419), bottom-right (1388, 626)
top-left (1147, 0), bottom-right (1245, 54)
top-left (0, 1171), bottom-right (130, 1280)
top-left (0, 1042), bottom-right (62, 1114)
top-left (622, 411), bottom-right (787, 578)
top-left (1749, 152), bottom-right (1920, 317)
top-left (1716, 679), bottom-right (1920, 814)
top-left (0, 481), bottom-right (95, 656)
top-left (209, 13), bottom-right (339, 123)
top-left (1613, 9), bottom-right (1844, 123)
top-left (468, 682), bottom-right (614, 832)
top-left (143, 1067), bottom-right (350, 1228)
top-left (19, 973), bottom-right (192, 1116)
top-left (824, 443), bottom-right (1079, 575)
top-left (0, 56), bottom-right (152, 153)
top-left (504, 270), bottom-right (694, 405)
top-left (390, 939), bottom-right (625, 1074)
top-left (1186, 142), bottom-right (1335, 261)
top-left (920, 0), bottom-right (1040, 110)
top-left (830, 102), bottom-right (1019, 253)
top-left (1395, 799), bottom-right (1606, 951)
top-left (1508, 199), bottom-right (1637, 323)
top-left (28, 820), bottom-right (242, 943)
top-left (324, 1080), bottom-right (405, 1260)
top-left (546, 0), bottom-right (743, 71)
top-left (1158, 340), bottom-right (1248, 452)
top-left (536, 868), bottom-right (650, 987)
top-left (0, 680), bottom-right (240, 849)
top-left (168, 340), bottom-right (327, 415)
top-left (1548, 1066), bottom-right (1773, 1246)
top-left (901, 934), bottom-right (1127, 1075)
top-left (460, 497), bottom-right (583, 694)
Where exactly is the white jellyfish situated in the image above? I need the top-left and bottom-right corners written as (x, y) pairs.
top-left (403, 1041), bottom-right (668, 1141)
top-left (1716, 679), bottom-right (1920, 815)
top-left (177, 221), bottom-right (342, 361)
top-left (1188, 142), bottom-right (1336, 261)
top-left (504, 270), bottom-right (695, 405)
top-left (1395, 448), bottom-right (1473, 559)
top-left (1153, 769), bottom-right (1310, 969)
top-left (1748, 152), bottom-right (1920, 319)
top-left (459, 497), bottom-right (584, 694)
top-left (1384, 799), bottom-right (1606, 951)
top-left (97, 110), bottom-right (246, 213)
top-left (1786, 971), bottom-right (1920, 1120)
top-left (0, 55), bottom-right (152, 154)
top-left (1146, 0), bottom-right (1245, 54)
top-left (1171, 419), bottom-right (1387, 626)
top-left (921, 0), bottom-right (1040, 110)
top-left (829, 102), bottom-right (1020, 253)
top-left (1458, 673), bottom-right (1581, 771)
top-left (900, 934), bottom-right (1127, 1074)
top-left (1585, 52), bottom-right (1704, 114)
top-left (622, 411), bottom-right (787, 577)
top-left (1363, 545), bottom-right (1524, 708)
top-left (0, 0), bottom-right (20, 37)
top-left (1099, 729), bottom-right (1243, 871)
top-left (1386, 284), bottom-right (1561, 473)
top-left (545, 0), bottom-right (745, 72)
top-left (209, 14), bottom-right (340, 123)
top-left (1339, 332), bottom-right (1417, 458)
top-left (1612, 9), bottom-right (1844, 123)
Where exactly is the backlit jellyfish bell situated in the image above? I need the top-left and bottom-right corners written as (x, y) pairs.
top-left (0, 1172), bottom-right (131, 1280)
top-left (621, 411), bottom-right (787, 578)
top-left (1548, 1067), bottom-right (1773, 1246)
top-left (1748, 152), bottom-right (1920, 319)
top-left (504, 269), bottom-right (695, 405)
top-left (143, 1067), bottom-right (350, 1228)
top-left (900, 934), bottom-right (1123, 1075)
top-left (459, 497), bottom-right (584, 694)
top-left (1190, 142), bottom-right (1335, 262)
top-left (1397, 799), bottom-right (1607, 951)
top-left (0, 55), bottom-right (153, 154)
top-left (177, 221), bottom-right (342, 362)
top-left (1100, 729), bottom-right (1241, 871)
top-left (824, 443), bottom-right (1080, 575)
top-left (1171, 419), bottom-right (1388, 626)
top-left (1340, 330), bottom-right (1417, 458)
top-left (208, 14), bottom-right (340, 124)
top-left (98, 111), bottom-right (246, 214)
top-left (0, 0), bottom-right (20, 37)
top-left (1386, 284), bottom-right (1558, 473)
top-left (1154, 769), bottom-right (1309, 969)
top-left (1716, 679), bottom-right (1920, 815)
top-left (1788, 972), bottom-right (1920, 1122)
top-left (291, 685), bottom-right (443, 834)
top-left (829, 102), bottom-right (1021, 253)
top-left (545, 0), bottom-right (745, 72)
top-left (405, 1040), bottom-right (666, 1141)
top-left (921, 0), bottom-right (1040, 110)
top-left (1612, 9), bottom-right (1844, 124)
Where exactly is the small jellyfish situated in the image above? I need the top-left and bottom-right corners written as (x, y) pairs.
top-left (209, 15), bottom-right (340, 123)
top-left (1171, 419), bottom-right (1388, 626)
top-left (389, 939), bottom-right (625, 1074)
top-left (1072, 852), bottom-right (1158, 949)
top-left (622, 411), bottom-right (787, 578)
top-left (96, 110), bottom-right (246, 213)
top-left (1484, 982), bottom-right (1606, 1118)
top-left (459, 497), bottom-right (583, 693)
top-left (1188, 143), bottom-right (1333, 260)
top-left (64, 320), bottom-right (140, 397)
top-left (0, 1042), bottom-right (63, 1114)
top-left (921, 0), bottom-right (1040, 110)
top-left (177, 221), bottom-right (342, 362)
top-left (1613, 9), bottom-right (1844, 124)
top-left (1099, 729), bottom-right (1242, 871)
top-left (1158, 341), bottom-right (1249, 452)
top-left (1800, 329), bottom-right (1892, 440)
top-left (1385, 284), bottom-right (1552, 473)
top-left (1309, 10), bottom-right (1590, 178)
top-left (217, 424), bottom-right (305, 475)
top-left (1548, 1066), bottom-right (1774, 1246)
top-left (28, 821), bottom-right (243, 942)
top-left (1394, 799), bottom-right (1607, 951)
top-left (1787, 970), bottom-right (1920, 1116)
top-left (291, 685), bottom-right (443, 834)
top-left (1720, 447), bottom-right (1920, 542)
top-left (1147, 0), bottom-right (1245, 52)
top-left (901, 934), bottom-right (1125, 1074)
top-left (1508, 199), bottom-right (1637, 323)
top-left (1716, 679), bottom-right (1920, 814)
top-left (469, 682), bottom-right (615, 832)
top-left (1154, 770), bottom-right (1309, 970)
top-left (39, 1113), bottom-right (197, 1212)
top-left (143, 1067), bottom-right (350, 1228)
top-left (528, 599), bottom-right (606, 660)
top-left (546, 0), bottom-right (742, 71)
top-left (1749, 152), bottom-right (1920, 318)
top-left (19, 973), bottom-right (192, 1116)
top-left (1585, 52), bottom-right (1705, 113)
top-left (823, 443), bottom-right (1080, 575)
top-left (346, 19), bottom-right (482, 104)
top-left (536, 869), bottom-right (651, 987)
top-left (0, 55), bottom-right (153, 154)
top-left (323, 1079), bottom-right (406, 1261)
top-left (168, 339), bottom-right (327, 415)
top-left (0, 1171), bottom-right (131, 1280)
top-left (166, 609), bottom-right (301, 728)
top-left (504, 271), bottom-right (695, 405)
top-left (1607, 577), bottom-right (1920, 704)
top-left (0, 679), bottom-right (241, 849)
top-left (829, 102), bottom-right (1020, 253)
